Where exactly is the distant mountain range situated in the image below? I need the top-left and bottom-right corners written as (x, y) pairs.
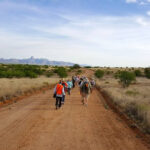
top-left (0, 57), bottom-right (75, 66)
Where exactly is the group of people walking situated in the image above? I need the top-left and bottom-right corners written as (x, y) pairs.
top-left (53, 76), bottom-right (95, 110)
top-left (53, 79), bottom-right (73, 109)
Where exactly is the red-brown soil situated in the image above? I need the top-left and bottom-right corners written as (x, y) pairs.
top-left (0, 86), bottom-right (149, 150)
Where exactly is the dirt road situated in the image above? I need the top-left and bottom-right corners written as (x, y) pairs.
top-left (0, 87), bottom-right (149, 150)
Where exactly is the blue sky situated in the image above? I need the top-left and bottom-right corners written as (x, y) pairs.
top-left (0, 0), bottom-right (150, 67)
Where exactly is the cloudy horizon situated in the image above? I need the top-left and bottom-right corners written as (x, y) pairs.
top-left (0, 0), bottom-right (150, 67)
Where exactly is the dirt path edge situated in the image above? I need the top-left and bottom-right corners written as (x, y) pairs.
top-left (0, 84), bottom-right (55, 108)
top-left (96, 86), bottom-right (150, 148)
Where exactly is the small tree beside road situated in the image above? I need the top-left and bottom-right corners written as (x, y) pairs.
top-left (95, 70), bottom-right (104, 79)
top-left (119, 71), bottom-right (136, 87)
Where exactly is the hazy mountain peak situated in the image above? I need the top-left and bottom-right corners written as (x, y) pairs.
top-left (0, 57), bottom-right (75, 66)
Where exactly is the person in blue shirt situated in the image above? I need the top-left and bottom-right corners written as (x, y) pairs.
top-left (67, 80), bottom-right (73, 95)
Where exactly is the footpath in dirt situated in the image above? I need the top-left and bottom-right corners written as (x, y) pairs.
top-left (0, 85), bottom-right (149, 150)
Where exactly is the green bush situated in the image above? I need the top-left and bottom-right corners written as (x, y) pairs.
top-left (0, 64), bottom-right (44, 78)
top-left (25, 71), bottom-right (38, 78)
top-left (119, 71), bottom-right (136, 87)
top-left (45, 71), bottom-right (53, 77)
top-left (95, 70), bottom-right (104, 78)
top-left (114, 70), bottom-right (121, 79)
top-left (67, 66), bottom-right (75, 72)
top-left (84, 66), bottom-right (92, 68)
top-left (72, 64), bottom-right (80, 69)
top-left (44, 65), bottom-right (48, 68)
top-left (134, 70), bottom-right (142, 77)
top-left (54, 67), bottom-right (68, 78)
top-left (131, 67), bottom-right (135, 71)
top-left (144, 68), bottom-right (150, 79)
top-left (76, 69), bottom-right (82, 75)
top-left (105, 70), bottom-right (113, 75)
top-left (13, 71), bottom-right (25, 78)
top-left (3, 70), bottom-right (14, 78)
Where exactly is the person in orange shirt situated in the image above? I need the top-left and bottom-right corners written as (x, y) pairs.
top-left (61, 80), bottom-right (68, 104)
top-left (54, 80), bottom-right (65, 109)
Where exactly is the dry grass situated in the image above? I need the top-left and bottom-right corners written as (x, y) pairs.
top-left (0, 77), bottom-right (60, 101)
top-left (96, 76), bottom-right (150, 133)
top-left (91, 67), bottom-right (145, 75)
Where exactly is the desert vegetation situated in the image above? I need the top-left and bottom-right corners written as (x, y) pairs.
top-left (134, 69), bottom-right (142, 77)
top-left (53, 67), bottom-right (68, 78)
top-left (118, 71), bottom-right (136, 87)
top-left (145, 68), bottom-right (150, 79)
top-left (76, 69), bottom-right (82, 75)
top-left (0, 64), bottom-right (54, 78)
top-left (0, 77), bottom-right (59, 103)
top-left (0, 64), bottom-right (78, 78)
top-left (72, 64), bottom-right (81, 69)
top-left (96, 75), bottom-right (150, 133)
top-left (94, 69), bottom-right (104, 78)
top-left (0, 64), bottom-right (75, 104)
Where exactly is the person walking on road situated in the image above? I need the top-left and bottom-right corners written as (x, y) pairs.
top-left (53, 80), bottom-right (65, 109)
top-left (75, 76), bottom-right (79, 85)
top-left (78, 77), bottom-right (83, 86)
top-left (90, 79), bottom-right (95, 93)
top-left (72, 76), bottom-right (75, 88)
top-left (67, 80), bottom-right (73, 95)
top-left (80, 78), bottom-right (91, 106)
top-left (62, 80), bottom-right (68, 104)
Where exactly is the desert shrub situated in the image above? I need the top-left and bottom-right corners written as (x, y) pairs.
top-left (131, 67), bottom-right (135, 70)
top-left (84, 66), bottom-right (92, 68)
top-left (72, 64), bottom-right (80, 69)
top-left (124, 102), bottom-right (138, 119)
top-left (2, 70), bottom-right (14, 78)
top-left (125, 90), bottom-right (139, 96)
top-left (105, 70), bottom-right (113, 75)
top-left (134, 70), bottom-right (142, 77)
top-left (144, 68), bottom-right (150, 79)
top-left (105, 71), bottom-right (110, 75)
top-left (53, 66), bottom-right (58, 69)
top-left (68, 66), bottom-right (75, 71)
top-left (114, 70), bottom-right (121, 79)
top-left (25, 71), bottom-right (38, 78)
top-left (44, 65), bottom-right (48, 68)
top-left (45, 71), bottom-right (53, 77)
top-left (67, 68), bottom-right (72, 72)
top-left (54, 67), bottom-right (68, 78)
top-left (0, 64), bottom-right (44, 78)
top-left (95, 70), bottom-right (104, 78)
top-left (105, 81), bottom-right (109, 84)
top-left (76, 69), bottom-right (82, 75)
top-left (119, 71), bottom-right (136, 87)
top-left (13, 71), bottom-right (25, 78)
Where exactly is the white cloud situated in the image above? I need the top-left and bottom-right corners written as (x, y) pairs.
top-left (147, 11), bottom-right (150, 16)
top-left (136, 17), bottom-right (150, 26)
top-left (126, 0), bottom-right (137, 3)
top-left (139, 1), bottom-right (147, 5)
top-left (1, 14), bottom-right (150, 67)
top-left (126, 0), bottom-right (150, 5)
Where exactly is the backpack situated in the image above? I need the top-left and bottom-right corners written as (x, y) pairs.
top-left (79, 80), bottom-right (82, 85)
top-left (82, 82), bottom-right (90, 94)
top-left (62, 82), bottom-right (67, 92)
top-left (91, 81), bottom-right (95, 86)
top-left (62, 82), bottom-right (65, 87)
